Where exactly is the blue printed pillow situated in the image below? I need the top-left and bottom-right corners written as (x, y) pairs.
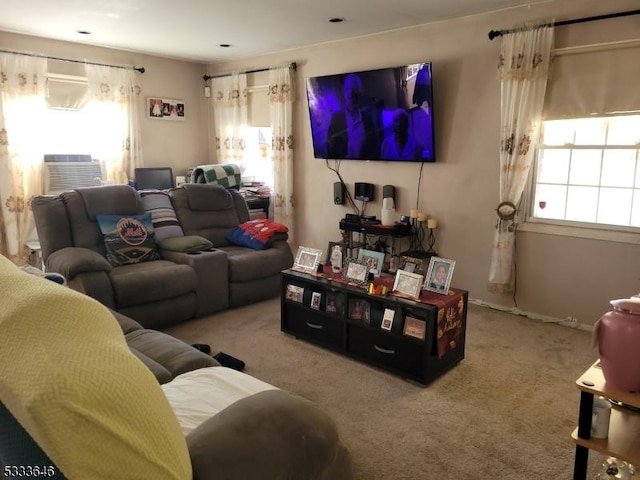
top-left (96, 213), bottom-right (160, 266)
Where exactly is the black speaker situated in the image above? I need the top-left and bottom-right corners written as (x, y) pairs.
top-left (354, 182), bottom-right (374, 202)
top-left (383, 185), bottom-right (395, 200)
top-left (333, 182), bottom-right (345, 205)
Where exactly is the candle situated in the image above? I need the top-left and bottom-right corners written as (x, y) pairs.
top-left (410, 209), bottom-right (419, 219)
top-left (427, 218), bottom-right (437, 229)
top-left (417, 212), bottom-right (426, 222)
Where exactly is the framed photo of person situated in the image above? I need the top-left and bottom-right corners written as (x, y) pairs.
top-left (147, 97), bottom-right (185, 120)
top-left (392, 269), bottom-right (424, 299)
top-left (423, 257), bottom-right (456, 294)
top-left (293, 246), bottom-right (323, 274)
top-left (325, 292), bottom-right (344, 315)
top-left (348, 298), bottom-right (370, 324)
top-left (343, 259), bottom-right (370, 286)
top-left (381, 308), bottom-right (396, 331)
top-left (357, 249), bottom-right (385, 276)
top-left (285, 284), bottom-right (304, 303)
top-left (310, 291), bottom-right (322, 310)
top-left (403, 316), bottom-right (426, 340)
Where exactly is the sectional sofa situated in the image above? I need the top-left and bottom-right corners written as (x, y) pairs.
top-left (31, 183), bottom-right (294, 329)
top-left (0, 254), bottom-right (353, 480)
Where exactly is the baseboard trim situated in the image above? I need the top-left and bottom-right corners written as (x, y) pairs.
top-left (468, 297), bottom-right (593, 332)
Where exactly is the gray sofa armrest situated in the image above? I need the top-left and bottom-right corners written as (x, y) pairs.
top-left (125, 329), bottom-right (219, 380)
top-left (160, 249), bottom-right (230, 316)
top-left (46, 247), bottom-right (111, 280)
top-left (186, 389), bottom-right (353, 480)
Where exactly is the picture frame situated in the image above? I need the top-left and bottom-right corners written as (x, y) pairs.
top-left (285, 284), bottom-right (304, 303)
top-left (147, 97), bottom-right (185, 121)
top-left (310, 291), bottom-right (322, 310)
top-left (403, 316), bottom-right (426, 340)
top-left (293, 246), bottom-right (323, 274)
top-left (392, 269), bottom-right (424, 299)
top-left (325, 292), bottom-right (344, 315)
top-left (348, 298), bottom-right (370, 324)
top-left (357, 249), bottom-right (385, 276)
top-left (423, 257), bottom-right (456, 294)
top-left (343, 258), bottom-right (370, 286)
top-left (381, 308), bottom-right (396, 331)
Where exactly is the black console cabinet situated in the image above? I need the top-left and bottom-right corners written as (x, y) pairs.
top-left (281, 269), bottom-right (467, 385)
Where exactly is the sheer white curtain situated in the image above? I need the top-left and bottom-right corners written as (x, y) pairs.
top-left (268, 65), bottom-right (295, 241)
top-left (0, 53), bottom-right (47, 263)
top-left (85, 64), bottom-right (143, 183)
top-left (487, 24), bottom-right (554, 294)
top-left (211, 73), bottom-right (248, 167)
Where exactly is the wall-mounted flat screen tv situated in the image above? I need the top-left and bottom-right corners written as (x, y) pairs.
top-left (305, 63), bottom-right (435, 162)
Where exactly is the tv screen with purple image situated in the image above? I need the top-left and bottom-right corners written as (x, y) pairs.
top-left (305, 62), bottom-right (435, 162)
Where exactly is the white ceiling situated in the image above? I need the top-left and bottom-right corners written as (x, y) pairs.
top-left (0, 0), bottom-right (539, 64)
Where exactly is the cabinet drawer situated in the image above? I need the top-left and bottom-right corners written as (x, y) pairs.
top-left (282, 304), bottom-right (345, 349)
top-left (348, 325), bottom-right (425, 379)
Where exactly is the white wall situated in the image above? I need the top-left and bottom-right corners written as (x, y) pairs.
top-left (206, 0), bottom-right (640, 326)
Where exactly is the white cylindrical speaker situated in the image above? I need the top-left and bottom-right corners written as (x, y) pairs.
top-left (381, 208), bottom-right (396, 226)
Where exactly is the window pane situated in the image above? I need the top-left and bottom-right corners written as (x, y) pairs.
top-left (566, 186), bottom-right (598, 222)
top-left (574, 117), bottom-right (606, 145)
top-left (601, 150), bottom-right (637, 188)
top-left (632, 191), bottom-right (640, 227)
top-left (533, 184), bottom-right (566, 219)
top-left (542, 119), bottom-right (575, 145)
top-left (607, 115), bottom-right (640, 145)
top-left (537, 149), bottom-right (569, 184)
top-left (597, 188), bottom-right (633, 225)
top-left (569, 149), bottom-right (601, 186)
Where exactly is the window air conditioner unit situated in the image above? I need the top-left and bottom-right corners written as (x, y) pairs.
top-left (43, 154), bottom-right (106, 195)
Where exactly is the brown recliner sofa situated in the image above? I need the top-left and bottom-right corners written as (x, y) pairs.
top-left (31, 184), bottom-right (293, 329)
top-left (169, 184), bottom-right (293, 308)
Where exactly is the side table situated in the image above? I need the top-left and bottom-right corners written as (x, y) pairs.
top-left (339, 221), bottom-right (411, 271)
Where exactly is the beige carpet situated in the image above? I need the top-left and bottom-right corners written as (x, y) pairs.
top-left (164, 298), bottom-right (606, 479)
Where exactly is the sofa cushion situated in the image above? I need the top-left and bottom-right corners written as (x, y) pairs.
top-left (0, 255), bottom-right (192, 480)
top-left (125, 329), bottom-right (218, 380)
top-left (225, 219), bottom-right (289, 250)
top-left (162, 367), bottom-right (277, 435)
top-left (184, 183), bottom-right (234, 211)
top-left (139, 190), bottom-right (184, 241)
top-left (159, 235), bottom-right (213, 253)
top-left (97, 213), bottom-right (160, 266)
top-left (110, 260), bottom-right (198, 308)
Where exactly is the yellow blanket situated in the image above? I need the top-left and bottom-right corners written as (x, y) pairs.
top-left (0, 255), bottom-right (191, 479)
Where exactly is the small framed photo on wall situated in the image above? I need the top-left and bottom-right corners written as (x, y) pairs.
top-left (148, 97), bottom-right (185, 121)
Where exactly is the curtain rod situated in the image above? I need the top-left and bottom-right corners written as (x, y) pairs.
top-left (0, 49), bottom-right (145, 73)
top-left (203, 62), bottom-right (296, 82)
top-left (487, 8), bottom-right (640, 40)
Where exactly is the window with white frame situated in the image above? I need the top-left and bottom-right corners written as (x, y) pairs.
top-left (529, 114), bottom-right (640, 229)
top-left (526, 40), bottom-right (640, 232)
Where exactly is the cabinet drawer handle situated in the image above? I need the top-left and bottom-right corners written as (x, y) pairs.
top-left (306, 321), bottom-right (324, 330)
top-left (374, 344), bottom-right (395, 355)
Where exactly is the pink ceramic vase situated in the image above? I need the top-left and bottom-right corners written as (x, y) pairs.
top-left (595, 297), bottom-right (640, 392)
